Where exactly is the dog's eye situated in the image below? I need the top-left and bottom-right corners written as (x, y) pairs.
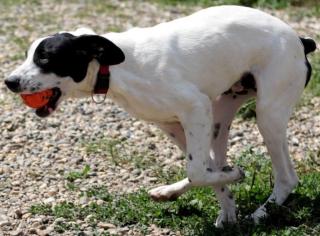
top-left (39, 58), bottom-right (49, 64)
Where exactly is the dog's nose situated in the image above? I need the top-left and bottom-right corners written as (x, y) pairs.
top-left (5, 76), bottom-right (21, 93)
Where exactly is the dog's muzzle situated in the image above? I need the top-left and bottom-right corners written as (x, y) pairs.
top-left (5, 76), bottom-right (22, 93)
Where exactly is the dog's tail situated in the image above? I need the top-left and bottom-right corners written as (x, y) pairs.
top-left (300, 37), bottom-right (317, 55)
top-left (300, 37), bottom-right (316, 87)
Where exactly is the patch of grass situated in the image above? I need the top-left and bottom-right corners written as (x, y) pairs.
top-left (30, 148), bottom-right (320, 235)
top-left (0, 0), bottom-right (40, 7)
top-left (65, 164), bottom-right (91, 182)
top-left (306, 52), bottom-right (320, 97)
top-left (85, 137), bottom-right (185, 183)
top-left (85, 138), bottom-right (157, 169)
top-left (85, 138), bottom-right (133, 166)
top-left (237, 98), bottom-right (256, 120)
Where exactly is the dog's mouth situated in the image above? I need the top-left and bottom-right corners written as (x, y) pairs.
top-left (20, 87), bottom-right (62, 118)
top-left (35, 88), bottom-right (61, 117)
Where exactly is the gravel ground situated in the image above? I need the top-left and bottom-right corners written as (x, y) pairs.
top-left (0, 1), bottom-right (319, 235)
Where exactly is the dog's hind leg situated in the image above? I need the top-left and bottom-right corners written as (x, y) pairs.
top-left (149, 85), bottom-right (256, 227)
top-left (251, 55), bottom-right (306, 223)
top-left (212, 89), bottom-right (256, 227)
top-left (148, 89), bottom-right (250, 202)
top-left (148, 122), bottom-right (192, 201)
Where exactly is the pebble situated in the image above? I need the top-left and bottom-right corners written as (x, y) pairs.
top-left (10, 230), bottom-right (24, 236)
top-left (97, 222), bottom-right (116, 229)
top-left (43, 197), bottom-right (55, 204)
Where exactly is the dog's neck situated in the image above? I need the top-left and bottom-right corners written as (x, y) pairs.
top-left (69, 60), bottom-right (110, 98)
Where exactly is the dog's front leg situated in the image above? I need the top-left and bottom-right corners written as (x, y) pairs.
top-left (177, 94), bottom-right (244, 186)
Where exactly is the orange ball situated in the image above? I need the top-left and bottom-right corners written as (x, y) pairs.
top-left (21, 89), bottom-right (53, 109)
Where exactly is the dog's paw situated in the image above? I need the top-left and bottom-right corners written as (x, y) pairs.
top-left (249, 205), bottom-right (268, 224)
top-left (215, 210), bottom-right (237, 228)
top-left (148, 185), bottom-right (180, 202)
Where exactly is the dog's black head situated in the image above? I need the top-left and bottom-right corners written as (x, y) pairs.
top-left (34, 33), bottom-right (125, 83)
top-left (5, 29), bottom-right (125, 117)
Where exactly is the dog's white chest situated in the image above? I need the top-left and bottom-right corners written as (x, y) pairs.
top-left (108, 79), bottom-right (179, 122)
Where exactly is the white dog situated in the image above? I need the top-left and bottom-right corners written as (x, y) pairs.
top-left (5, 5), bottom-right (316, 227)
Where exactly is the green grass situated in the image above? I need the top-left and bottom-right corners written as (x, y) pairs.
top-left (65, 164), bottom-right (91, 182)
top-left (85, 138), bottom-right (155, 168)
top-left (306, 52), bottom-right (320, 97)
top-left (0, 0), bottom-right (40, 6)
top-left (84, 137), bottom-right (186, 183)
top-left (30, 148), bottom-right (320, 235)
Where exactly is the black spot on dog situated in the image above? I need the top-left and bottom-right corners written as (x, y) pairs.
top-left (213, 123), bottom-right (221, 139)
top-left (206, 168), bottom-right (213, 172)
top-left (33, 33), bottom-right (125, 83)
top-left (222, 166), bottom-right (233, 172)
top-left (223, 88), bottom-right (232, 95)
top-left (188, 154), bottom-right (193, 160)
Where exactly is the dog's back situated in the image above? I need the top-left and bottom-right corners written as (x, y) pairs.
top-left (107, 6), bottom-right (308, 98)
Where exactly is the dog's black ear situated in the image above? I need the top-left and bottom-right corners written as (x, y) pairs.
top-left (73, 35), bottom-right (125, 65)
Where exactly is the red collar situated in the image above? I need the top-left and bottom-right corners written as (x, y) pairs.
top-left (94, 65), bottom-right (110, 94)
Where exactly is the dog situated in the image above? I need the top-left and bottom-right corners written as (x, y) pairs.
top-left (5, 5), bottom-right (316, 227)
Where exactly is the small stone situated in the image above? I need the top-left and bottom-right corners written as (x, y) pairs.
top-left (11, 180), bottom-right (21, 186)
top-left (36, 229), bottom-right (51, 236)
top-left (97, 222), bottom-right (116, 229)
top-left (132, 169), bottom-right (141, 176)
top-left (14, 209), bottom-right (23, 219)
top-left (47, 188), bottom-right (58, 196)
top-left (0, 220), bottom-right (10, 227)
top-left (43, 197), bottom-right (55, 204)
top-left (22, 213), bottom-right (32, 219)
top-left (28, 228), bottom-right (37, 234)
top-left (107, 228), bottom-right (119, 235)
top-left (10, 230), bottom-right (24, 236)
top-left (0, 214), bottom-right (10, 227)
top-left (31, 221), bottom-right (41, 228)
top-left (96, 199), bottom-right (104, 205)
